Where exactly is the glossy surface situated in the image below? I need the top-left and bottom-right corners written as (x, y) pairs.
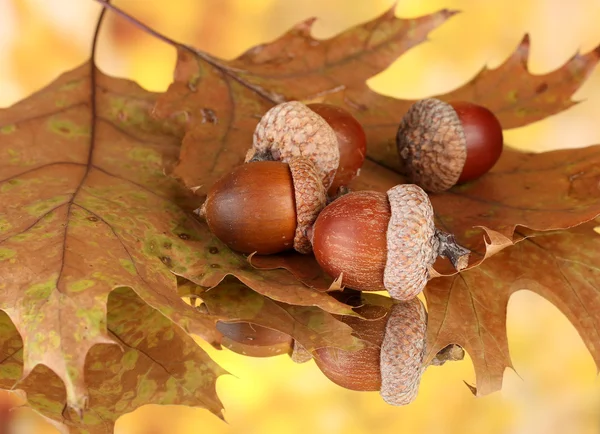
top-left (308, 103), bottom-right (367, 195)
top-left (451, 101), bottom-right (504, 183)
top-left (312, 191), bottom-right (389, 291)
top-left (314, 304), bottom-right (389, 391)
top-left (204, 161), bottom-right (297, 255)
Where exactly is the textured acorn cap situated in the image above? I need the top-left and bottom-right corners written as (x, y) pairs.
top-left (380, 298), bottom-right (427, 406)
top-left (384, 184), bottom-right (439, 300)
top-left (248, 101), bottom-right (340, 189)
top-left (396, 98), bottom-right (467, 193)
top-left (288, 157), bottom-right (327, 254)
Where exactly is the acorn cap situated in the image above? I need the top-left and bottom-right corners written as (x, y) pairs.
top-left (379, 298), bottom-right (427, 406)
top-left (248, 101), bottom-right (340, 190)
top-left (396, 98), bottom-right (467, 193)
top-left (288, 157), bottom-right (327, 254)
top-left (384, 184), bottom-right (438, 300)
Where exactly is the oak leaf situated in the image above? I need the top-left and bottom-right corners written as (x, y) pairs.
top-left (183, 278), bottom-right (365, 353)
top-left (0, 61), bottom-right (354, 417)
top-left (152, 7), bottom-right (454, 193)
top-left (0, 288), bottom-right (226, 434)
top-left (423, 219), bottom-right (600, 395)
top-left (0, 63), bottom-right (221, 413)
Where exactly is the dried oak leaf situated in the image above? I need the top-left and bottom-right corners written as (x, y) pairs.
top-left (0, 63), bottom-right (353, 414)
top-left (0, 288), bottom-right (226, 434)
top-left (423, 219), bottom-right (600, 396)
top-left (247, 251), bottom-right (337, 291)
top-left (145, 3), bottom-right (600, 273)
top-left (152, 6), bottom-right (454, 193)
top-left (175, 236), bottom-right (352, 312)
top-left (182, 277), bottom-right (365, 352)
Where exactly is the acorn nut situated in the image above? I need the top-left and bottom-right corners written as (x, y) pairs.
top-left (247, 101), bottom-right (341, 190)
top-left (306, 103), bottom-right (367, 196)
top-left (311, 184), bottom-right (470, 300)
top-left (315, 298), bottom-right (428, 405)
top-left (396, 98), bottom-right (503, 192)
top-left (200, 158), bottom-right (326, 255)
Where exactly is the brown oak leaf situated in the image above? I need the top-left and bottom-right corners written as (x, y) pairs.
top-left (185, 278), bottom-right (365, 353)
top-left (423, 219), bottom-right (600, 395)
top-left (0, 288), bottom-right (226, 434)
top-left (150, 6), bottom-right (454, 194)
top-left (0, 61), bottom-right (354, 415)
top-left (0, 63), bottom-right (222, 413)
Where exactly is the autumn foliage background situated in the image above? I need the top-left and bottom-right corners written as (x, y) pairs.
top-left (2, 0), bottom-right (600, 433)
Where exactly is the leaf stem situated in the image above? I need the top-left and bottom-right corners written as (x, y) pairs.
top-left (94, 0), bottom-right (183, 49)
top-left (92, 0), bottom-right (285, 104)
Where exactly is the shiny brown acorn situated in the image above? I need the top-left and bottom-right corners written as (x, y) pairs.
top-left (310, 184), bottom-right (470, 300)
top-left (307, 103), bottom-right (367, 195)
top-left (397, 98), bottom-right (503, 192)
top-left (247, 101), bottom-right (366, 193)
top-left (314, 298), bottom-right (428, 406)
top-left (199, 158), bottom-right (326, 255)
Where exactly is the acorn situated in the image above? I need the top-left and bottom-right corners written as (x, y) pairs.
top-left (396, 98), bottom-right (503, 192)
top-left (199, 158), bottom-right (326, 255)
top-left (314, 298), bottom-right (428, 406)
top-left (216, 321), bottom-right (292, 357)
top-left (310, 184), bottom-right (469, 300)
top-left (306, 103), bottom-right (367, 196)
top-left (247, 101), bottom-right (340, 190)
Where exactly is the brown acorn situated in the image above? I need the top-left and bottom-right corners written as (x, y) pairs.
top-left (311, 184), bottom-right (470, 300)
top-left (216, 321), bottom-right (292, 357)
top-left (200, 158), bottom-right (326, 255)
top-left (314, 298), bottom-right (428, 406)
top-left (246, 101), bottom-right (340, 190)
top-left (306, 103), bottom-right (367, 195)
top-left (396, 98), bottom-right (503, 192)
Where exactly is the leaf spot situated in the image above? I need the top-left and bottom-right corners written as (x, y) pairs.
top-left (201, 108), bottom-right (218, 124)
top-left (160, 256), bottom-right (172, 267)
top-left (69, 279), bottom-right (96, 293)
top-left (0, 248), bottom-right (16, 262)
top-left (49, 119), bottom-right (89, 138)
top-left (178, 233), bottom-right (191, 240)
top-left (535, 82), bottom-right (549, 93)
top-left (1, 124), bottom-right (16, 134)
top-left (209, 247), bottom-right (219, 254)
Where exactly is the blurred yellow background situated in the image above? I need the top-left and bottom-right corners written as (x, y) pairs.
top-left (2, 0), bottom-right (600, 433)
